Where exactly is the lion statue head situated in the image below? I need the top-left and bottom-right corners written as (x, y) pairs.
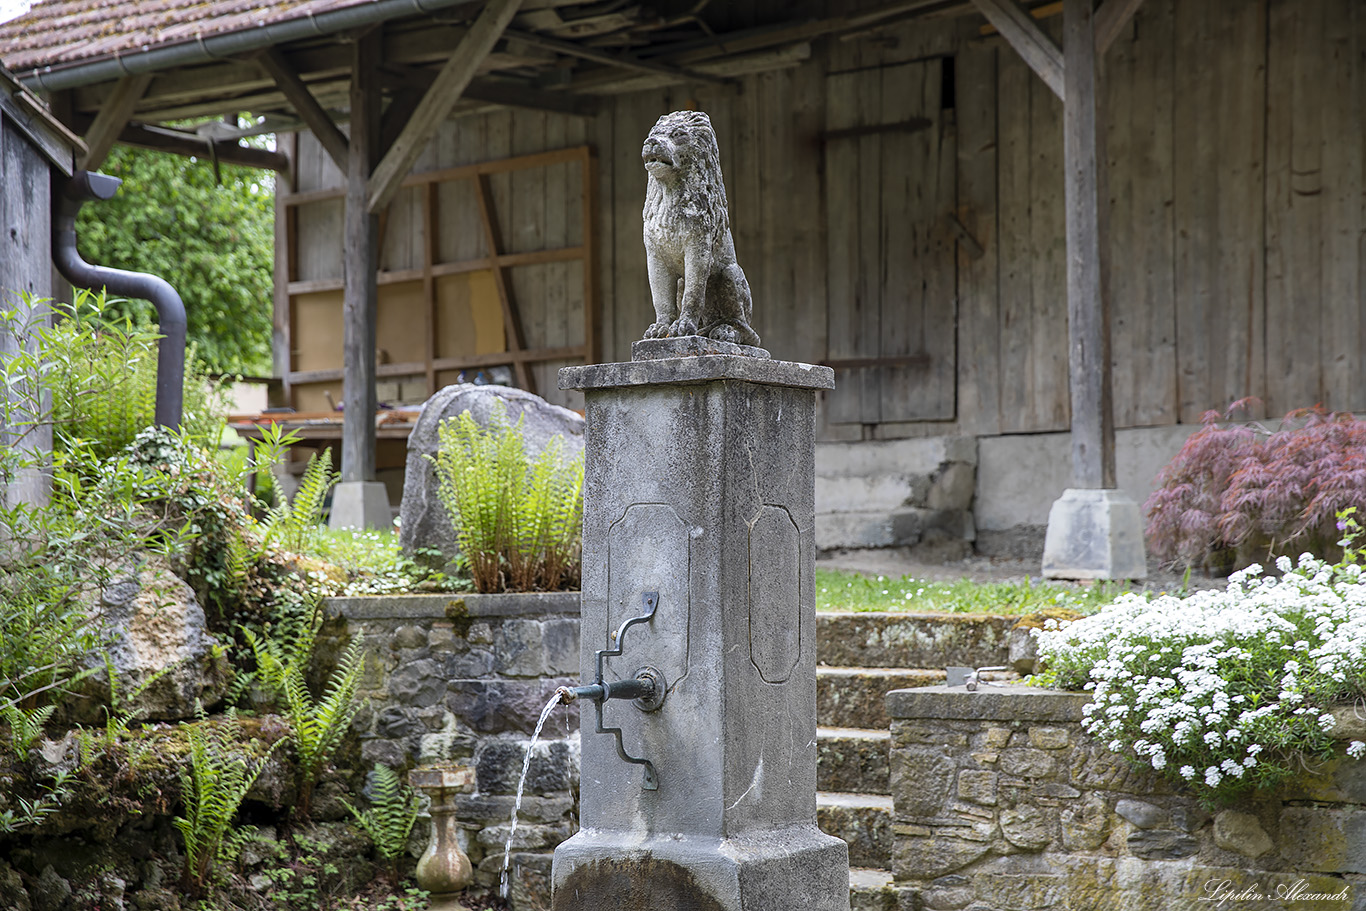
top-left (642, 110), bottom-right (728, 246)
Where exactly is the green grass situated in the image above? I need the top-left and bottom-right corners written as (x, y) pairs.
top-left (814, 568), bottom-right (1122, 615)
top-left (304, 527), bottom-right (468, 596)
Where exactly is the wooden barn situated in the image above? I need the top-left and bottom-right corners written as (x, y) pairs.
top-left (0, 63), bottom-right (83, 506)
top-left (2, 0), bottom-right (1362, 559)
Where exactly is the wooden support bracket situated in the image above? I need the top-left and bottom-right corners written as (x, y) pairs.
top-left (970, 0), bottom-right (1065, 100)
top-left (475, 172), bottom-right (534, 393)
top-left (79, 73), bottom-right (152, 170)
top-left (367, 0), bottom-right (522, 214)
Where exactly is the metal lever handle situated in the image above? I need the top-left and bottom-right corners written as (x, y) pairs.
top-left (556, 592), bottom-right (663, 790)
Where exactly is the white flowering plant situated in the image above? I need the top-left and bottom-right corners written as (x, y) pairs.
top-left (1035, 515), bottom-right (1366, 804)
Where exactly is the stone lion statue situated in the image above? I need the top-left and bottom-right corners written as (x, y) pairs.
top-left (641, 110), bottom-right (761, 347)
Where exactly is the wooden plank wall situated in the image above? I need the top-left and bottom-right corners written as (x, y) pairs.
top-left (277, 0), bottom-right (1366, 436)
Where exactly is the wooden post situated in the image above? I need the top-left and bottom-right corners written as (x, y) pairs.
top-left (1062, 0), bottom-right (1115, 489)
top-left (342, 30), bottom-right (381, 485)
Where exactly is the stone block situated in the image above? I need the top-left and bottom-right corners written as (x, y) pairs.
top-left (1000, 804), bottom-right (1053, 851)
top-left (393, 625), bottom-right (427, 649)
top-left (1027, 727), bottom-right (1070, 750)
top-left (1060, 793), bottom-right (1110, 851)
top-left (957, 770), bottom-right (999, 807)
top-left (1213, 810), bottom-right (1273, 858)
top-left (1279, 806), bottom-right (1366, 874)
top-left (999, 749), bottom-right (1056, 779)
top-left (389, 658), bottom-right (445, 707)
top-left (817, 614), bottom-right (1013, 672)
top-left (927, 462), bottom-right (976, 511)
top-left (976, 873), bottom-right (1063, 910)
top-left (817, 793), bottom-right (893, 868)
top-left (1115, 799), bottom-right (1163, 830)
top-left (542, 618), bottom-right (580, 675)
top-left (417, 731), bottom-right (478, 764)
top-left (1041, 488), bottom-right (1147, 581)
top-left (1126, 829), bottom-right (1198, 860)
top-left (893, 833), bottom-right (992, 880)
top-left (329, 480), bottom-right (392, 531)
top-left (891, 747), bottom-right (956, 817)
top-left (495, 619), bottom-right (546, 677)
top-left (447, 679), bottom-right (577, 734)
top-left (476, 739), bottom-right (573, 796)
top-left (445, 648), bottom-right (496, 678)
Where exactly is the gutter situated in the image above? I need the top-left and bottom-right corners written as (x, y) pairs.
top-left (53, 171), bottom-right (186, 430)
top-left (18, 0), bottom-right (481, 94)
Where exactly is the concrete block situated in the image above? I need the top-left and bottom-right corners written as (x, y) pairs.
top-left (1041, 488), bottom-right (1147, 580)
top-left (927, 462), bottom-right (976, 511)
top-left (329, 480), bottom-right (392, 531)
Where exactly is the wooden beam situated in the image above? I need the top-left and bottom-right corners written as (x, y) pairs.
top-left (78, 73), bottom-right (152, 170)
top-left (367, 0), bottom-right (522, 214)
top-left (274, 133), bottom-right (298, 409)
top-left (1062, 0), bottom-right (1115, 488)
top-left (503, 28), bottom-right (729, 86)
top-left (341, 29), bottom-right (382, 485)
top-left (474, 173), bottom-right (534, 392)
top-left (970, 0), bottom-right (1065, 100)
top-left (256, 47), bottom-right (349, 170)
top-left (69, 114), bottom-right (289, 171)
top-left (1094, 0), bottom-right (1145, 54)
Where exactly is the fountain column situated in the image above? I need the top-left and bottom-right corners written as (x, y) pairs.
top-left (554, 337), bottom-right (849, 911)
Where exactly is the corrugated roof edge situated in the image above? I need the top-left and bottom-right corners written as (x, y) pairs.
top-left (16, 0), bottom-right (479, 93)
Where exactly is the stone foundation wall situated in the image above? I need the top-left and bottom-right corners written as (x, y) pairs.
top-left (886, 685), bottom-right (1365, 911)
top-left (320, 593), bottom-right (583, 908)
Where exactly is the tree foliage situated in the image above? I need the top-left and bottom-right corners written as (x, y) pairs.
top-left (75, 142), bottom-right (274, 375)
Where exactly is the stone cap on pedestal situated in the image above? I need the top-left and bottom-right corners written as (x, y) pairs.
top-left (560, 336), bottom-right (834, 392)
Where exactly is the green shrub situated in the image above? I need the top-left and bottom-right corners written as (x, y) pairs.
top-left (175, 708), bottom-right (279, 895)
top-left (1035, 519), bottom-right (1366, 805)
top-left (430, 408), bottom-right (583, 593)
top-left (1145, 402), bottom-right (1366, 572)
top-left (247, 619), bottom-right (365, 822)
top-left (345, 763), bottom-right (421, 882)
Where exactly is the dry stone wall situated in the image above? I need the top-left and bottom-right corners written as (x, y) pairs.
top-left (320, 593), bottom-right (582, 905)
top-left (887, 685), bottom-right (1365, 911)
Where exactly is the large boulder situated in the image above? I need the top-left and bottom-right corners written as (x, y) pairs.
top-left (399, 384), bottom-right (584, 570)
top-left (62, 555), bottom-right (230, 724)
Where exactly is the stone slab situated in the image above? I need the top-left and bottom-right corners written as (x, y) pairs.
top-left (552, 828), bottom-right (849, 911)
top-left (886, 685), bottom-right (1090, 723)
top-left (324, 591), bottom-right (580, 621)
top-left (559, 355), bottom-right (834, 391)
top-left (816, 612), bottom-right (1013, 670)
top-left (631, 335), bottom-right (771, 360)
top-left (1041, 487), bottom-right (1147, 580)
top-left (329, 480), bottom-right (392, 530)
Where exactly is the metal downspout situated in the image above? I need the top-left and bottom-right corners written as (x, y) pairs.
top-left (18, 0), bottom-right (480, 93)
top-left (53, 170), bottom-right (186, 430)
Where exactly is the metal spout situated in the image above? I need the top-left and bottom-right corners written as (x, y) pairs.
top-left (557, 673), bottom-right (658, 706)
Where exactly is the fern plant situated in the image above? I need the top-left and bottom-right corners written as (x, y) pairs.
top-left (258, 449), bottom-right (339, 555)
top-left (247, 624), bottom-right (365, 821)
top-left (345, 763), bottom-right (421, 882)
top-left (430, 407), bottom-right (583, 593)
top-left (176, 708), bottom-right (278, 896)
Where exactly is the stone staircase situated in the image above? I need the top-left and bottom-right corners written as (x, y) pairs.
top-left (812, 611), bottom-right (1017, 910)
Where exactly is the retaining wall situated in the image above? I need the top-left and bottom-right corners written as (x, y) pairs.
top-left (319, 592), bottom-right (583, 908)
top-left (887, 685), bottom-right (1365, 911)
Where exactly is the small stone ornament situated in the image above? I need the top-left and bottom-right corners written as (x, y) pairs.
top-left (640, 110), bottom-right (761, 349)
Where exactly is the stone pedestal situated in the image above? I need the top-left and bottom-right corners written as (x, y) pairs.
top-left (1041, 487), bottom-right (1146, 580)
top-left (553, 342), bottom-right (849, 911)
top-left (328, 480), bottom-right (391, 530)
top-left (410, 765), bottom-right (475, 910)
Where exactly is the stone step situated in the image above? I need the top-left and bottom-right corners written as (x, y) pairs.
top-left (817, 726), bottom-right (890, 795)
top-left (817, 791), bottom-right (893, 870)
top-left (817, 611), bottom-right (1014, 670)
top-left (817, 667), bottom-right (944, 731)
top-left (848, 868), bottom-right (897, 911)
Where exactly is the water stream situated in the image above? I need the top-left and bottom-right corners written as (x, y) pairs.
top-left (500, 690), bottom-right (567, 898)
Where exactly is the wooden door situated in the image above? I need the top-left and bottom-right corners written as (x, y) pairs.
top-left (825, 59), bottom-right (957, 425)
